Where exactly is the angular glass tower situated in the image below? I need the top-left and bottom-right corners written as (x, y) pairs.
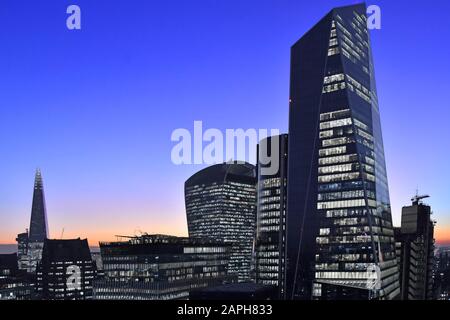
top-left (29, 168), bottom-right (48, 242)
top-left (287, 4), bottom-right (400, 300)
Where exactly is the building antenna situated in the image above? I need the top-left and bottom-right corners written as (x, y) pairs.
top-left (411, 193), bottom-right (430, 205)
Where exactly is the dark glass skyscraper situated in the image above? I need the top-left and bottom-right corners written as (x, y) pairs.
top-left (17, 169), bottom-right (50, 273)
top-left (255, 134), bottom-right (288, 298)
top-left (29, 169), bottom-right (48, 242)
top-left (185, 163), bottom-right (257, 282)
top-left (287, 4), bottom-right (399, 300)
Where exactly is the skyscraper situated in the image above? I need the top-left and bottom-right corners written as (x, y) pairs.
top-left (185, 162), bottom-right (257, 282)
top-left (287, 4), bottom-right (399, 300)
top-left (36, 238), bottom-right (96, 300)
top-left (17, 169), bottom-right (49, 273)
top-left (29, 169), bottom-right (48, 242)
top-left (255, 134), bottom-right (288, 298)
top-left (395, 194), bottom-right (435, 300)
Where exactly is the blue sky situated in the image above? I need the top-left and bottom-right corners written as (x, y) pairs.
top-left (1, 0), bottom-right (449, 244)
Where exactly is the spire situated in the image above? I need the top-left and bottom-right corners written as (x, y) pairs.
top-left (29, 168), bottom-right (49, 242)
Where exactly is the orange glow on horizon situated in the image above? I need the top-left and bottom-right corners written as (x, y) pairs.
top-left (435, 227), bottom-right (450, 245)
top-left (1, 225), bottom-right (450, 246)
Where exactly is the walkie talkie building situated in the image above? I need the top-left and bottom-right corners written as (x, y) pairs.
top-left (286, 4), bottom-right (400, 300)
top-left (185, 163), bottom-right (257, 283)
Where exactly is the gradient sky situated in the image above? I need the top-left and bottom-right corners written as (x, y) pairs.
top-left (1, 0), bottom-right (449, 246)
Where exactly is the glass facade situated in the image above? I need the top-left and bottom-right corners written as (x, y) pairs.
top-left (29, 169), bottom-right (48, 242)
top-left (255, 134), bottom-right (288, 298)
top-left (287, 4), bottom-right (399, 300)
top-left (185, 163), bottom-right (257, 282)
top-left (36, 239), bottom-right (96, 300)
top-left (94, 234), bottom-right (233, 300)
top-left (17, 169), bottom-right (49, 273)
top-left (0, 254), bottom-right (33, 300)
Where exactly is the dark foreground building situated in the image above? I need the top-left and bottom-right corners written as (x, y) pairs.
top-left (433, 247), bottom-right (450, 300)
top-left (0, 254), bottom-right (33, 300)
top-left (287, 4), bottom-right (399, 299)
top-left (395, 195), bottom-right (435, 300)
top-left (185, 163), bottom-right (257, 282)
top-left (36, 238), bottom-right (96, 300)
top-left (255, 134), bottom-right (288, 298)
top-left (94, 234), bottom-right (234, 300)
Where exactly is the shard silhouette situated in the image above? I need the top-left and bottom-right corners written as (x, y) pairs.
top-left (28, 169), bottom-right (48, 242)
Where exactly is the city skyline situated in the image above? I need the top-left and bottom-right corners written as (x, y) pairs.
top-left (1, 0), bottom-right (450, 247)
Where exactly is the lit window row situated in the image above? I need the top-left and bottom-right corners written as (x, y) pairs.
top-left (323, 73), bottom-right (345, 85)
top-left (318, 172), bottom-right (360, 183)
top-left (353, 118), bottom-right (369, 131)
top-left (261, 178), bottom-right (281, 188)
top-left (356, 128), bottom-right (373, 142)
top-left (330, 28), bottom-right (337, 38)
top-left (318, 180), bottom-right (364, 192)
top-left (329, 38), bottom-right (338, 47)
top-left (335, 19), bottom-right (352, 39)
top-left (318, 163), bottom-right (354, 175)
top-left (317, 198), bottom-right (366, 209)
top-left (328, 47), bottom-right (340, 56)
top-left (323, 82), bottom-right (346, 93)
top-left (319, 118), bottom-right (352, 130)
top-left (318, 154), bottom-right (358, 165)
top-left (320, 109), bottom-right (350, 121)
top-left (315, 271), bottom-right (374, 280)
top-left (318, 190), bottom-right (365, 201)
top-left (341, 39), bottom-right (361, 61)
top-left (346, 74), bottom-right (369, 94)
top-left (333, 217), bottom-right (365, 226)
top-left (319, 146), bottom-right (347, 157)
top-left (321, 136), bottom-right (354, 147)
top-left (347, 83), bottom-right (371, 103)
top-left (325, 208), bottom-right (370, 218)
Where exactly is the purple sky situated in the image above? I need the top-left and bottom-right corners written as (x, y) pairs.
top-left (1, 0), bottom-right (449, 245)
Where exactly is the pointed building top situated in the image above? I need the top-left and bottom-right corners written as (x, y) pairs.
top-left (29, 169), bottom-right (49, 242)
top-left (34, 168), bottom-right (43, 189)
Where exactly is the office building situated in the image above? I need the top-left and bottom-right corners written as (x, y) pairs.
top-left (0, 253), bottom-right (33, 300)
top-left (17, 169), bottom-right (49, 273)
top-left (36, 238), bottom-right (96, 300)
top-left (395, 195), bottom-right (435, 300)
top-left (94, 234), bottom-right (234, 300)
top-left (287, 4), bottom-right (399, 299)
top-left (255, 134), bottom-right (288, 298)
top-left (185, 163), bottom-right (257, 282)
top-left (433, 247), bottom-right (450, 300)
